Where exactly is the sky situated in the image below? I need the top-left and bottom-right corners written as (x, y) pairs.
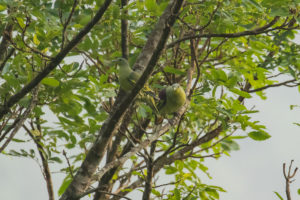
top-left (1, 39), bottom-right (300, 200)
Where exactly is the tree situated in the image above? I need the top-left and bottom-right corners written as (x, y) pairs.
top-left (0, 0), bottom-right (299, 199)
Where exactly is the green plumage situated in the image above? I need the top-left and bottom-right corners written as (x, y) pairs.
top-left (157, 84), bottom-right (186, 115)
top-left (113, 58), bottom-right (141, 92)
top-left (113, 58), bottom-right (158, 112)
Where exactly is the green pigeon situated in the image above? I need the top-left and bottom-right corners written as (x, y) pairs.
top-left (113, 57), bottom-right (158, 112)
top-left (157, 83), bottom-right (186, 115)
top-left (113, 57), bottom-right (141, 92)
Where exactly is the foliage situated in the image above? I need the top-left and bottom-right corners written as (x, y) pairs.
top-left (0, 0), bottom-right (299, 199)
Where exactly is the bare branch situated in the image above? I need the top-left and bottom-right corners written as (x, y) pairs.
top-left (121, 0), bottom-right (129, 59)
top-left (23, 123), bottom-right (54, 200)
top-left (93, 108), bottom-right (134, 200)
top-left (61, 0), bottom-right (79, 49)
top-left (249, 79), bottom-right (299, 93)
top-left (0, 87), bottom-right (39, 153)
top-left (0, 20), bottom-right (13, 61)
top-left (77, 187), bottom-right (132, 200)
top-left (142, 141), bottom-right (156, 200)
top-left (167, 16), bottom-right (281, 48)
top-left (179, 2), bottom-right (221, 32)
top-left (0, 48), bottom-right (14, 74)
top-left (0, 107), bottom-right (23, 143)
top-left (63, 150), bottom-right (74, 178)
top-left (283, 160), bottom-right (298, 200)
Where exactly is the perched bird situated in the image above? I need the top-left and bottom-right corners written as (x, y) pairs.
top-left (157, 83), bottom-right (186, 115)
top-left (112, 57), bottom-right (141, 92)
top-left (113, 57), bottom-right (158, 112)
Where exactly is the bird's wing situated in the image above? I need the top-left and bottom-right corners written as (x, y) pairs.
top-left (127, 71), bottom-right (140, 86)
top-left (157, 87), bottom-right (167, 111)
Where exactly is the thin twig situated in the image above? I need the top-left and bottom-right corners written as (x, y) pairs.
top-left (142, 141), bottom-right (156, 200)
top-left (249, 79), bottom-right (299, 93)
top-left (167, 16), bottom-right (281, 48)
top-left (121, 0), bottom-right (129, 59)
top-left (283, 160), bottom-right (298, 200)
top-left (23, 123), bottom-right (54, 200)
top-left (0, 48), bottom-right (15, 73)
top-left (0, 107), bottom-right (24, 143)
top-left (0, 87), bottom-right (39, 153)
top-left (77, 187), bottom-right (132, 200)
top-left (61, 0), bottom-right (79, 49)
top-left (63, 150), bottom-right (74, 178)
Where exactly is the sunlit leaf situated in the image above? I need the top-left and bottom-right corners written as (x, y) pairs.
top-left (248, 131), bottom-right (271, 141)
top-left (42, 77), bottom-right (60, 87)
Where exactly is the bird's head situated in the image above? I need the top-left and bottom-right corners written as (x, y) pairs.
top-left (171, 83), bottom-right (181, 91)
top-left (171, 83), bottom-right (186, 99)
top-left (112, 57), bottom-right (129, 67)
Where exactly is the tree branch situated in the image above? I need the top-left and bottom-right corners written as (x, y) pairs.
top-left (0, 22), bottom-right (13, 61)
top-left (0, 107), bottom-right (23, 143)
top-left (93, 108), bottom-right (134, 200)
top-left (142, 142), bottom-right (156, 200)
top-left (60, 1), bottom-right (185, 199)
top-left (121, 0), bottom-right (129, 59)
top-left (0, 48), bottom-right (14, 74)
top-left (167, 16), bottom-right (280, 48)
top-left (0, 87), bottom-right (39, 153)
top-left (61, 0), bottom-right (79, 49)
top-left (248, 79), bottom-right (299, 93)
top-left (77, 187), bottom-right (132, 200)
top-left (23, 124), bottom-right (54, 200)
top-left (283, 160), bottom-right (298, 200)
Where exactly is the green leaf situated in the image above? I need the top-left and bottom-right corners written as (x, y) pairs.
top-left (174, 188), bottom-right (181, 200)
top-left (145, 0), bottom-right (158, 14)
top-left (0, 4), bottom-right (7, 11)
top-left (274, 191), bottom-right (284, 200)
top-left (205, 188), bottom-right (219, 199)
top-left (221, 139), bottom-right (240, 151)
top-left (49, 156), bottom-right (63, 163)
top-left (270, 7), bottom-right (290, 17)
top-left (248, 131), bottom-right (271, 141)
top-left (58, 177), bottom-right (72, 196)
top-left (16, 17), bottom-right (25, 29)
top-left (33, 34), bottom-right (40, 45)
top-left (216, 69), bottom-right (228, 81)
top-left (165, 166), bottom-right (177, 174)
top-left (164, 66), bottom-right (186, 75)
top-left (245, 0), bottom-right (262, 10)
top-left (42, 77), bottom-right (60, 87)
top-left (294, 122), bottom-right (300, 127)
top-left (152, 189), bottom-right (161, 196)
top-left (230, 88), bottom-right (252, 98)
top-left (12, 138), bottom-right (26, 143)
top-left (225, 76), bottom-right (238, 88)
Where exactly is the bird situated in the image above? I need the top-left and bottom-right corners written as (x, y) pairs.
top-left (157, 83), bottom-right (186, 115)
top-left (113, 57), bottom-right (158, 113)
top-left (112, 57), bottom-right (141, 92)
